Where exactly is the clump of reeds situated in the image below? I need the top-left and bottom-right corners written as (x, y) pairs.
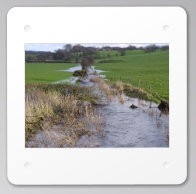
top-left (112, 81), bottom-right (126, 103)
top-left (122, 83), bottom-right (156, 103)
top-left (109, 81), bottom-right (159, 104)
top-left (90, 76), bottom-right (111, 101)
top-left (115, 81), bottom-right (124, 93)
top-left (25, 83), bottom-right (102, 147)
top-left (25, 83), bottom-right (100, 104)
top-left (84, 104), bottom-right (102, 134)
top-left (149, 108), bottom-right (155, 116)
top-left (119, 93), bottom-right (125, 104)
top-left (138, 99), bottom-right (146, 106)
top-left (109, 80), bottom-right (169, 106)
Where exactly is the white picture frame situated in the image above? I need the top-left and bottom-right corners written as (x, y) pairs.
top-left (7, 7), bottom-right (187, 185)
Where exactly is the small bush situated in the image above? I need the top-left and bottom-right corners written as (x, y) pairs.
top-left (73, 70), bottom-right (87, 77)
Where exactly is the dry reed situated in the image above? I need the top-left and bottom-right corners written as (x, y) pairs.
top-left (25, 84), bottom-right (102, 147)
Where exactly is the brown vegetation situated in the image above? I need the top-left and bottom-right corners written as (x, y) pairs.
top-left (73, 70), bottom-right (87, 77)
top-left (90, 76), bottom-right (112, 101)
top-left (25, 84), bottom-right (102, 147)
top-left (110, 81), bottom-right (165, 105)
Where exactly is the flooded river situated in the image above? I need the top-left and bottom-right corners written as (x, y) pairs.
top-left (28, 65), bottom-right (169, 148)
top-left (79, 67), bottom-right (169, 147)
top-left (96, 97), bottom-right (168, 147)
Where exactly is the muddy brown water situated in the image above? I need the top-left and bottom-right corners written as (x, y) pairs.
top-left (27, 66), bottom-right (169, 148)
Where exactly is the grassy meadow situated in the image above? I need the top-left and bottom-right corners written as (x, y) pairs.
top-left (25, 62), bottom-right (77, 83)
top-left (94, 49), bottom-right (169, 102)
top-left (26, 49), bottom-right (169, 102)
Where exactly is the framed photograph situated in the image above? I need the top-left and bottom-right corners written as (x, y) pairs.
top-left (7, 7), bottom-right (187, 185)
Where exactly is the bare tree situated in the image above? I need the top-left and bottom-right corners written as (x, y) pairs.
top-left (81, 57), bottom-right (94, 70)
top-left (63, 44), bottom-right (72, 52)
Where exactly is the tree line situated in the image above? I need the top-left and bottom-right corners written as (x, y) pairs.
top-left (25, 44), bottom-right (169, 63)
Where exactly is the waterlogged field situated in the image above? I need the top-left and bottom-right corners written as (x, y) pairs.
top-left (95, 50), bottom-right (169, 102)
top-left (25, 49), bottom-right (169, 102)
top-left (25, 62), bottom-right (77, 83)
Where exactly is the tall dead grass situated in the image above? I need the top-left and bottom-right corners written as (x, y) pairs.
top-left (112, 81), bottom-right (126, 103)
top-left (25, 84), bottom-right (102, 147)
top-left (90, 76), bottom-right (111, 101)
top-left (110, 81), bottom-right (159, 104)
top-left (115, 81), bottom-right (124, 93)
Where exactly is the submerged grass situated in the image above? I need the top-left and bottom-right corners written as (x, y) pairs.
top-left (110, 81), bottom-right (163, 104)
top-left (90, 76), bottom-right (112, 101)
top-left (25, 83), bottom-right (102, 147)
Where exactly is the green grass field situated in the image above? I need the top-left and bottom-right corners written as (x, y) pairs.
top-left (94, 49), bottom-right (169, 101)
top-left (25, 63), bottom-right (77, 83)
top-left (25, 49), bottom-right (169, 102)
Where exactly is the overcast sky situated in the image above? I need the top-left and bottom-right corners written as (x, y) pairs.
top-left (25, 43), bottom-right (168, 52)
